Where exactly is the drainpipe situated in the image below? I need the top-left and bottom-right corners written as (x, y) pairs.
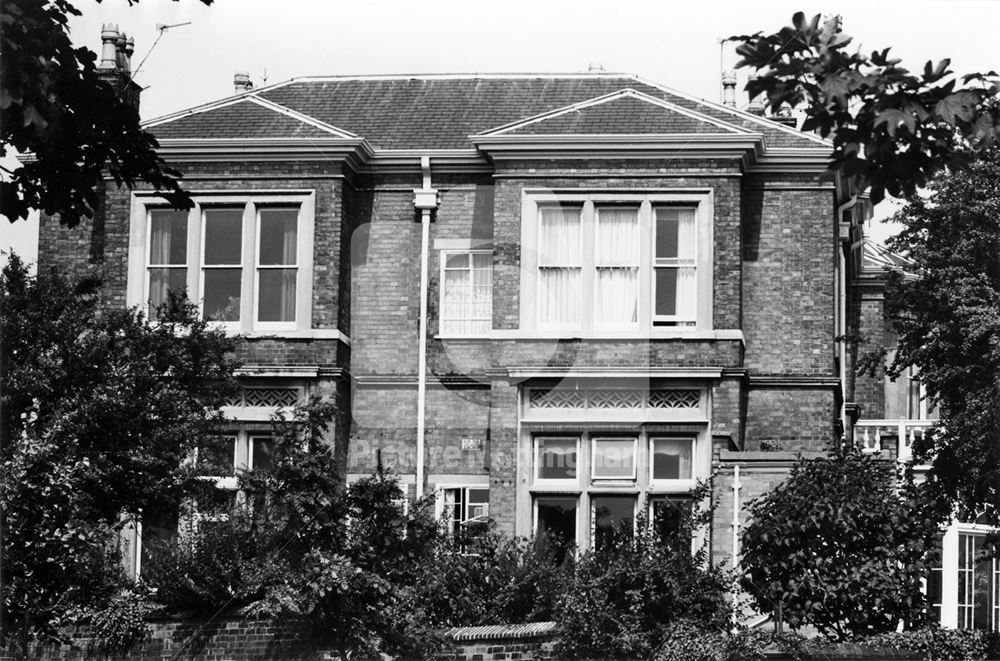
top-left (731, 464), bottom-right (742, 625)
top-left (413, 157), bottom-right (439, 498)
top-left (837, 193), bottom-right (859, 442)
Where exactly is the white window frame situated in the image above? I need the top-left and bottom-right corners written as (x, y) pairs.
top-left (652, 206), bottom-right (698, 326)
top-left (520, 189), bottom-right (714, 335)
top-left (128, 192), bottom-right (315, 334)
top-left (934, 521), bottom-right (1000, 631)
top-left (438, 249), bottom-right (493, 337)
top-left (590, 436), bottom-right (638, 481)
top-left (649, 436), bottom-right (697, 491)
top-left (533, 435), bottom-right (582, 487)
top-left (532, 494), bottom-right (581, 541)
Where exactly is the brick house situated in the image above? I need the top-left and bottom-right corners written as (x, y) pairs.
top-left (35, 31), bottom-right (994, 630)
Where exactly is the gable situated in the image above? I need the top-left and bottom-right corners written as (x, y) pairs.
top-left (482, 90), bottom-right (749, 136)
top-left (146, 98), bottom-right (351, 140)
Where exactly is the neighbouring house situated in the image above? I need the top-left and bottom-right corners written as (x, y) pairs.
top-left (33, 25), bottom-right (996, 633)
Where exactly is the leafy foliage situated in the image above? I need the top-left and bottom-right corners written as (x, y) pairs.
top-left (0, 0), bottom-right (211, 225)
top-left (731, 12), bottom-right (1000, 204)
top-left (868, 146), bottom-right (1000, 523)
top-left (88, 588), bottom-right (152, 653)
top-left (740, 446), bottom-right (945, 640)
top-left (654, 621), bottom-right (768, 661)
top-left (407, 531), bottom-right (567, 628)
top-left (864, 628), bottom-right (1000, 661)
top-left (0, 255), bottom-right (238, 643)
top-left (554, 491), bottom-right (733, 660)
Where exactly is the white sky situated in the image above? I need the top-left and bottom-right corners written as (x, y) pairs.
top-left (4, 0), bottom-right (998, 263)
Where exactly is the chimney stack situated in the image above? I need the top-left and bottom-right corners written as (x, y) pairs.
top-left (97, 24), bottom-right (140, 110)
top-left (234, 72), bottom-right (254, 94)
top-left (722, 69), bottom-right (737, 107)
top-left (588, 62), bottom-right (605, 73)
top-left (746, 73), bottom-right (765, 116)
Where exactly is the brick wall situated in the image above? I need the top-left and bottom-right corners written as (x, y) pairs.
top-left (2, 619), bottom-right (558, 661)
top-left (744, 387), bottom-right (837, 452)
top-left (742, 180), bottom-right (836, 376)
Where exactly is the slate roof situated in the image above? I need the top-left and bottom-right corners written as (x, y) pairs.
top-left (148, 98), bottom-right (341, 140)
top-left (488, 91), bottom-right (745, 136)
top-left (146, 74), bottom-right (830, 150)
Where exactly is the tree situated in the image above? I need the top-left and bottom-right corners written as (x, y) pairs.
top-left (0, 255), bottom-right (238, 643)
top-left (0, 0), bottom-right (210, 226)
top-left (732, 12), bottom-right (1000, 204)
top-left (740, 447), bottom-right (944, 640)
top-left (873, 146), bottom-right (1000, 522)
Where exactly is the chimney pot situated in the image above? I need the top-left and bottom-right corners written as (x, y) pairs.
top-left (747, 73), bottom-right (765, 116)
top-left (234, 72), bottom-right (253, 94)
top-left (588, 62), bottom-right (605, 73)
top-left (99, 23), bottom-right (119, 70)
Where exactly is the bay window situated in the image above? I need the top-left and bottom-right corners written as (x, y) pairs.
top-left (130, 193), bottom-right (314, 333)
top-left (520, 190), bottom-right (713, 334)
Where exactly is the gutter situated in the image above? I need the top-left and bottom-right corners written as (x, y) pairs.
top-left (413, 156), bottom-right (439, 498)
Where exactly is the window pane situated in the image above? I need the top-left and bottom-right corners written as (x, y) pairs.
top-left (467, 488), bottom-right (490, 520)
top-left (251, 436), bottom-right (274, 471)
top-left (539, 268), bottom-right (581, 325)
top-left (445, 252), bottom-right (470, 269)
top-left (651, 498), bottom-right (692, 547)
top-left (204, 209), bottom-right (243, 265)
top-left (596, 268), bottom-right (638, 325)
top-left (652, 438), bottom-right (693, 480)
top-left (593, 438), bottom-right (635, 479)
top-left (258, 208), bottom-right (298, 265)
top-left (203, 269), bottom-right (242, 321)
top-left (655, 268), bottom-right (677, 316)
top-left (593, 495), bottom-right (634, 551)
top-left (148, 267), bottom-right (187, 317)
top-left (537, 438), bottom-right (577, 480)
top-left (258, 269), bottom-right (297, 322)
top-left (538, 206), bottom-right (581, 267)
top-left (536, 496), bottom-right (577, 554)
top-left (472, 253), bottom-right (492, 269)
top-left (595, 207), bottom-right (639, 266)
top-left (149, 210), bottom-right (188, 264)
top-left (198, 437), bottom-right (235, 476)
top-left (655, 208), bottom-right (696, 260)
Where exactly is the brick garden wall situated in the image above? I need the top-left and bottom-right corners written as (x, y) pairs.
top-left (2, 619), bottom-right (558, 661)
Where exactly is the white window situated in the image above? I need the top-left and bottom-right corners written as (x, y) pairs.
top-left (529, 428), bottom-right (703, 552)
top-left (130, 193), bottom-right (314, 333)
top-left (440, 251), bottom-right (493, 336)
top-left (440, 487), bottom-right (490, 537)
top-left (194, 431), bottom-right (275, 517)
top-left (929, 524), bottom-right (1000, 630)
top-left (520, 191), bottom-right (713, 334)
top-left (653, 208), bottom-right (697, 324)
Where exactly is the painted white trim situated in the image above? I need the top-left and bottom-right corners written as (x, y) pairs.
top-left (508, 366), bottom-right (724, 379)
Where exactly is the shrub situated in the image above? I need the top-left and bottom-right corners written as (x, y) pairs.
top-left (740, 445), bottom-right (945, 640)
top-left (408, 531), bottom-right (568, 628)
top-left (88, 589), bottom-right (153, 653)
top-left (554, 490), bottom-right (733, 659)
top-left (654, 620), bottom-right (767, 661)
top-left (864, 628), bottom-right (1000, 661)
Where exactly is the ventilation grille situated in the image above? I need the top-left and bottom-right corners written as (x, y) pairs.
top-left (529, 388), bottom-right (700, 410)
top-left (225, 387), bottom-right (301, 408)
